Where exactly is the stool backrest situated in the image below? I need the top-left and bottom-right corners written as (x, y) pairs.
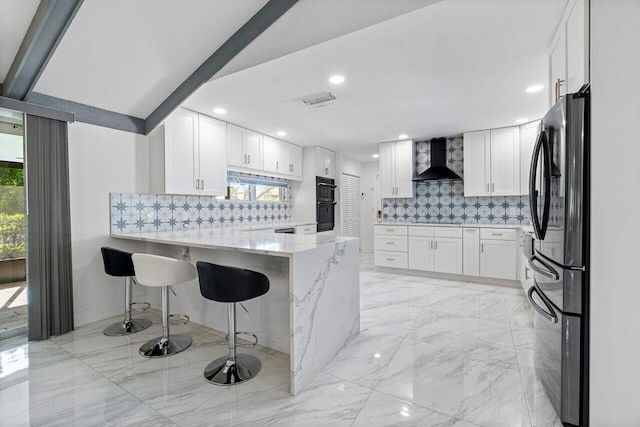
top-left (196, 261), bottom-right (270, 303)
top-left (101, 247), bottom-right (135, 277)
top-left (131, 253), bottom-right (197, 287)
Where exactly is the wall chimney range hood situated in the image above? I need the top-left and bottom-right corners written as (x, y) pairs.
top-left (412, 137), bottom-right (462, 181)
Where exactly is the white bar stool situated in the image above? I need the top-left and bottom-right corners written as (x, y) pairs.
top-left (132, 253), bottom-right (197, 357)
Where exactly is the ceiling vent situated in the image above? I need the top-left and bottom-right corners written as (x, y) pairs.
top-left (302, 92), bottom-right (336, 109)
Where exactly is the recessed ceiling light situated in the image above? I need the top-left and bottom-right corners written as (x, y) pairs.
top-left (526, 85), bottom-right (544, 93)
top-left (277, 131), bottom-right (287, 137)
top-left (398, 134), bottom-right (408, 139)
top-left (372, 154), bottom-right (380, 158)
top-left (213, 107), bottom-right (226, 114)
top-left (516, 118), bottom-right (528, 124)
top-left (329, 75), bottom-right (345, 84)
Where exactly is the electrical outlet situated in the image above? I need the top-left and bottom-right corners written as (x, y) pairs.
top-left (146, 212), bottom-right (154, 221)
top-left (183, 212), bottom-right (189, 221)
top-left (509, 207), bottom-right (517, 216)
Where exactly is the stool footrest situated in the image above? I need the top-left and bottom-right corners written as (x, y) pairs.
top-left (131, 301), bottom-right (151, 312)
top-left (225, 331), bottom-right (258, 348)
top-left (168, 313), bottom-right (190, 326)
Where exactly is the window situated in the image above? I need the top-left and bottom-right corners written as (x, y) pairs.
top-left (224, 173), bottom-right (288, 202)
top-left (255, 185), bottom-right (284, 202)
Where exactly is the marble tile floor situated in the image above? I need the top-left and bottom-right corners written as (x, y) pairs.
top-left (0, 254), bottom-right (561, 426)
top-left (0, 281), bottom-right (27, 333)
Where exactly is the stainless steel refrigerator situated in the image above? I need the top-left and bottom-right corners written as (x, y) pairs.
top-left (527, 86), bottom-right (590, 427)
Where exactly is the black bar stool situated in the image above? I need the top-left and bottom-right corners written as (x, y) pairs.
top-left (196, 261), bottom-right (270, 385)
top-left (100, 247), bottom-right (152, 336)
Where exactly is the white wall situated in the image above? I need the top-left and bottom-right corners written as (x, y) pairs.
top-left (360, 161), bottom-right (379, 252)
top-left (589, 1), bottom-right (640, 424)
top-left (68, 122), bottom-right (150, 326)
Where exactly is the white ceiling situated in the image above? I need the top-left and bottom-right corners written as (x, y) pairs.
top-left (185, 0), bottom-right (567, 162)
top-left (0, 0), bottom-right (40, 82)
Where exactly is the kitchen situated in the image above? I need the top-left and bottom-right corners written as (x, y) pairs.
top-left (1, 1), bottom-right (637, 425)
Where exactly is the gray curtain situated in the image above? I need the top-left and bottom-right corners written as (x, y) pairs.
top-left (26, 115), bottom-right (74, 340)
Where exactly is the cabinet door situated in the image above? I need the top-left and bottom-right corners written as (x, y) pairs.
top-left (550, 28), bottom-right (567, 105)
top-left (379, 142), bottom-right (396, 198)
top-left (566, 0), bottom-right (587, 93)
top-left (164, 108), bottom-right (197, 194)
top-left (198, 114), bottom-right (227, 196)
top-left (395, 140), bottom-right (414, 198)
top-left (463, 228), bottom-right (480, 276)
top-left (227, 124), bottom-right (246, 167)
top-left (324, 149), bottom-right (336, 179)
top-left (463, 131), bottom-right (490, 196)
top-left (315, 146), bottom-right (327, 177)
top-left (262, 135), bottom-right (279, 173)
top-left (408, 236), bottom-right (434, 271)
top-left (276, 140), bottom-right (290, 174)
top-left (480, 239), bottom-right (517, 280)
top-left (244, 130), bottom-right (263, 170)
top-left (519, 121), bottom-right (540, 195)
top-left (490, 127), bottom-right (520, 196)
top-left (434, 238), bottom-right (463, 274)
top-left (289, 144), bottom-right (303, 178)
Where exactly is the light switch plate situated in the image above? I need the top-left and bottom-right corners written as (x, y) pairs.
top-left (509, 207), bottom-right (517, 215)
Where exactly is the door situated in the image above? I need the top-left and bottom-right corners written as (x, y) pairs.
top-left (490, 127), bottom-right (520, 196)
top-left (340, 173), bottom-right (360, 238)
top-left (408, 236), bottom-right (435, 271)
top-left (244, 130), bottom-right (263, 170)
top-left (394, 140), bottom-right (414, 197)
top-left (434, 238), bottom-right (462, 274)
top-left (226, 124), bottom-right (246, 167)
top-left (519, 121), bottom-right (540, 195)
top-left (164, 108), bottom-right (197, 194)
top-left (463, 228), bottom-right (480, 276)
top-left (379, 142), bottom-right (396, 198)
top-left (198, 114), bottom-right (227, 196)
top-left (480, 239), bottom-right (516, 280)
top-left (262, 135), bottom-right (279, 173)
top-left (463, 131), bottom-right (490, 196)
top-left (289, 144), bottom-right (302, 178)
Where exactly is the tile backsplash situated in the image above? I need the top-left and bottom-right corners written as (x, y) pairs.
top-left (382, 138), bottom-right (531, 225)
top-left (110, 193), bottom-right (291, 234)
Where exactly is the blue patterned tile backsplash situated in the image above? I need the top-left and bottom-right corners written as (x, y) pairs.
top-left (382, 137), bottom-right (531, 225)
top-left (110, 193), bottom-right (291, 234)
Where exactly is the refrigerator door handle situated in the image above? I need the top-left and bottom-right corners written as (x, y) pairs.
top-left (528, 255), bottom-right (560, 280)
top-left (527, 285), bottom-right (558, 324)
top-left (529, 130), bottom-right (552, 240)
top-left (529, 130), bottom-right (544, 239)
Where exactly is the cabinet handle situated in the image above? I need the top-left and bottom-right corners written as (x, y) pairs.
top-left (196, 179), bottom-right (200, 190)
top-left (465, 229), bottom-right (476, 232)
top-left (386, 242), bottom-right (395, 245)
top-left (248, 154), bottom-right (251, 164)
top-left (201, 179), bottom-right (204, 189)
top-left (486, 184), bottom-right (489, 193)
top-left (430, 241), bottom-right (433, 249)
top-left (434, 241), bottom-right (438, 250)
top-left (290, 163), bottom-right (293, 172)
top-left (276, 160), bottom-right (279, 170)
top-left (385, 229), bottom-right (395, 232)
top-left (491, 183), bottom-right (495, 192)
top-left (386, 258), bottom-right (395, 261)
top-left (325, 167), bottom-right (328, 175)
top-left (491, 233), bottom-right (503, 236)
top-left (244, 154), bottom-right (247, 164)
top-left (481, 243), bottom-right (484, 253)
top-left (555, 78), bottom-right (565, 102)
top-left (525, 267), bottom-right (530, 280)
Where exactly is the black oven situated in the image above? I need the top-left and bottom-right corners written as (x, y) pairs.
top-left (316, 176), bottom-right (336, 232)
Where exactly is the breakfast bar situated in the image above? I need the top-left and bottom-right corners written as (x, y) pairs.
top-left (112, 228), bottom-right (360, 395)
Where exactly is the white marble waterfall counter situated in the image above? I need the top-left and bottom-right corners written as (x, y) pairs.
top-left (112, 229), bottom-right (360, 395)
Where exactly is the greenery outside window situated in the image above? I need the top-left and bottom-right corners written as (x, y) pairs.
top-left (225, 174), bottom-right (288, 202)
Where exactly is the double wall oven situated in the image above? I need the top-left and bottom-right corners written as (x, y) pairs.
top-left (316, 176), bottom-right (336, 232)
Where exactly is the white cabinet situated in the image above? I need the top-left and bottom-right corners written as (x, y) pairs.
top-left (379, 139), bottom-right (414, 198)
top-left (407, 226), bottom-right (462, 274)
top-left (227, 124), bottom-right (263, 171)
top-left (480, 228), bottom-right (517, 280)
top-left (263, 136), bottom-right (303, 178)
top-left (408, 235), bottom-right (435, 271)
top-left (374, 225), bottom-right (408, 268)
top-left (463, 228), bottom-right (480, 276)
top-left (550, 28), bottom-right (567, 105)
top-left (149, 108), bottom-right (227, 196)
top-left (315, 146), bottom-right (335, 179)
top-left (519, 120), bottom-right (540, 195)
top-left (289, 144), bottom-right (303, 178)
top-left (464, 127), bottom-right (520, 197)
top-left (434, 237), bottom-right (463, 274)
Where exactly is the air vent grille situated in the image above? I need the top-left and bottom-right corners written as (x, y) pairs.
top-left (302, 92), bottom-right (336, 108)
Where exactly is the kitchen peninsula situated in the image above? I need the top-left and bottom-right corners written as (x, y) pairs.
top-left (112, 227), bottom-right (360, 395)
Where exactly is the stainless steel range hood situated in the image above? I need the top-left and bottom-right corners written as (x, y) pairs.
top-left (412, 138), bottom-right (462, 181)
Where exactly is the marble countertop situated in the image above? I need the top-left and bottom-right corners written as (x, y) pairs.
top-left (375, 222), bottom-right (533, 232)
top-left (111, 227), bottom-right (356, 257)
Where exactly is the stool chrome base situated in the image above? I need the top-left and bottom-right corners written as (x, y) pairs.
top-left (204, 353), bottom-right (261, 385)
top-left (103, 318), bottom-right (152, 336)
top-left (139, 334), bottom-right (192, 358)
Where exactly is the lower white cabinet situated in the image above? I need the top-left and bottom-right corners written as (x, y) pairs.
top-left (433, 237), bottom-right (463, 274)
top-left (375, 250), bottom-right (408, 269)
top-left (407, 227), bottom-right (462, 274)
top-left (408, 236), bottom-right (435, 271)
top-left (480, 229), bottom-right (517, 280)
top-left (463, 228), bottom-right (480, 276)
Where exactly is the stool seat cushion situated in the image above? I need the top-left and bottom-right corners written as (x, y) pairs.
top-left (101, 247), bottom-right (135, 277)
top-left (132, 254), bottom-right (197, 287)
top-left (196, 261), bottom-right (270, 303)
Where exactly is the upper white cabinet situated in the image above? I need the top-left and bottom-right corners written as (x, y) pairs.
top-left (315, 146), bottom-right (335, 179)
top-left (464, 127), bottom-right (520, 197)
top-left (149, 108), bottom-right (227, 196)
top-left (519, 120), bottom-right (540, 195)
top-left (379, 139), bottom-right (414, 198)
top-left (550, 0), bottom-right (589, 104)
top-left (289, 144), bottom-right (303, 178)
top-left (263, 136), bottom-right (303, 178)
top-left (227, 124), bottom-right (263, 171)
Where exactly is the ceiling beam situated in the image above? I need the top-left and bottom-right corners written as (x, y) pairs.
top-left (2, 0), bottom-right (84, 100)
top-left (144, 0), bottom-right (299, 135)
top-left (0, 95), bottom-right (74, 123)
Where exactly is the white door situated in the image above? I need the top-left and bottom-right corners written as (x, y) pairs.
top-left (315, 146), bottom-right (327, 177)
top-left (289, 144), bottom-right (303, 178)
top-left (226, 124), bottom-right (246, 167)
top-left (395, 140), bottom-right (414, 198)
top-left (324, 149), bottom-right (336, 179)
top-left (550, 29), bottom-right (567, 105)
top-left (262, 135), bottom-right (279, 173)
top-left (379, 142), bottom-right (396, 198)
top-left (434, 238), bottom-right (463, 274)
top-left (164, 108), bottom-right (197, 194)
top-left (462, 228), bottom-right (480, 276)
top-left (340, 173), bottom-right (360, 238)
top-left (408, 236), bottom-right (435, 271)
top-left (198, 114), bottom-right (227, 196)
top-left (519, 120), bottom-right (540, 195)
top-left (463, 131), bottom-right (490, 196)
top-left (244, 130), bottom-right (263, 170)
top-left (480, 239), bottom-right (517, 280)
top-left (490, 127), bottom-right (520, 196)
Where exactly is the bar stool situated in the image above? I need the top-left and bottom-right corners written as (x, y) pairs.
top-left (100, 247), bottom-right (152, 336)
top-left (132, 253), bottom-right (197, 357)
top-left (196, 261), bottom-right (270, 385)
